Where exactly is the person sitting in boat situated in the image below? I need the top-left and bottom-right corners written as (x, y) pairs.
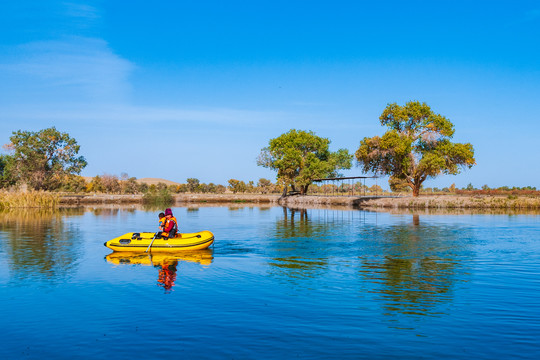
top-left (158, 212), bottom-right (166, 231)
top-left (161, 208), bottom-right (178, 239)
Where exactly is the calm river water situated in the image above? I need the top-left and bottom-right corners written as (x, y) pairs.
top-left (1, 205), bottom-right (539, 359)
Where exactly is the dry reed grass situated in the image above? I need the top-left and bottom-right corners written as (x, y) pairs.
top-left (0, 190), bottom-right (59, 209)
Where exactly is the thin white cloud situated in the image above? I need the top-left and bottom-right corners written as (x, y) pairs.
top-left (0, 37), bottom-right (135, 103)
top-left (63, 2), bottom-right (100, 21)
top-left (0, 34), bottom-right (297, 131)
top-left (0, 103), bottom-right (292, 127)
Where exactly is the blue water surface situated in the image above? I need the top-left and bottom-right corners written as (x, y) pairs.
top-left (1, 206), bottom-right (539, 359)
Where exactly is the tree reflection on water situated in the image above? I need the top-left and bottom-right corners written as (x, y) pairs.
top-left (267, 207), bottom-right (332, 280)
top-left (0, 208), bottom-right (85, 284)
top-left (358, 215), bottom-right (471, 318)
top-left (267, 207), bottom-right (470, 318)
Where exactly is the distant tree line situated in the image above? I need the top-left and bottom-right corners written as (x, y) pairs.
top-left (410, 183), bottom-right (538, 195)
top-left (454, 184), bottom-right (538, 196)
top-left (9, 103), bottom-right (537, 198)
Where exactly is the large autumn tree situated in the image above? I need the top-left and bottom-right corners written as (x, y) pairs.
top-left (2, 127), bottom-right (87, 190)
top-left (355, 101), bottom-right (475, 196)
top-left (258, 129), bottom-right (352, 195)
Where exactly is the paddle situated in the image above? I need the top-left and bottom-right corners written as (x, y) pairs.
top-left (145, 232), bottom-right (158, 253)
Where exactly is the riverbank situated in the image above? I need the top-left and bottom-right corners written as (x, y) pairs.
top-left (359, 194), bottom-right (540, 209)
top-left (58, 193), bottom-right (362, 205)
top-left (57, 193), bottom-right (540, 209)
top-left (60, 194), bottom-right (144, 204)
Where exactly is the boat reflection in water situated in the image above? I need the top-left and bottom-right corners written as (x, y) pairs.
top-left (105, 249), bottom-right (213, 291)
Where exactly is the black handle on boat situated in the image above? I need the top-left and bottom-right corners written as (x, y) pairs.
top-left (145, 232), bottom-right (158, 253)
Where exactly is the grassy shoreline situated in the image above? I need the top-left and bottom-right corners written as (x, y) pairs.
top-left (54, 193), bottom-right (540, 209)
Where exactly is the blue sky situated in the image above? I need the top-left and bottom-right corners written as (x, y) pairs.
top-left (1, 1), bottom-right (539, 188)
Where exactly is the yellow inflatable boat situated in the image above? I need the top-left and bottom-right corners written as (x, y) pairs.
top-left (104, 231), bottom-right (214, 252)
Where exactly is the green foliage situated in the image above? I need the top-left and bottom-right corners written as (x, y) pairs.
top-left (137, 182), bottom-right (149, 193)
top-left (176, 180), bottom-right (254, 194)
top-left (258, 129), bottom-right (352, 195)
top-left (101, 174), bottom-right (121, 193)
top-left (228, 179), bottom-right (247, 193)
top-left (200, 183), bottom-right (215, 193)
top-left (257, 178), bottom-right (273, 194)
top-left (60, 175), bottom-right (87, 193)
top-left (0, 155), bottom-right (16, 188)
top-left (2, 127), bottom-right (87, 190)
top-left (175, 184), bottom-right (188, 193)
top-left (121, 177), bottom-right (139, 194)
top-left (456, 185), bottom-right (539, 196)
top-left (86, 175), bottom-right (105, 193)
top-left (388, 176), bottom-right (411, 192)
top-left (356, 101), bottom-right (475, 196)
top-left (143, 186), bottom-right (173, 206)
top-left (82, 174), bottom-right (142, 194)
top-left (186, 178), bottom-right (200, 193)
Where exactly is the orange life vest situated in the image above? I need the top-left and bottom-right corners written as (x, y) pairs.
top-left (162, 216), bottom-right (178, 238)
